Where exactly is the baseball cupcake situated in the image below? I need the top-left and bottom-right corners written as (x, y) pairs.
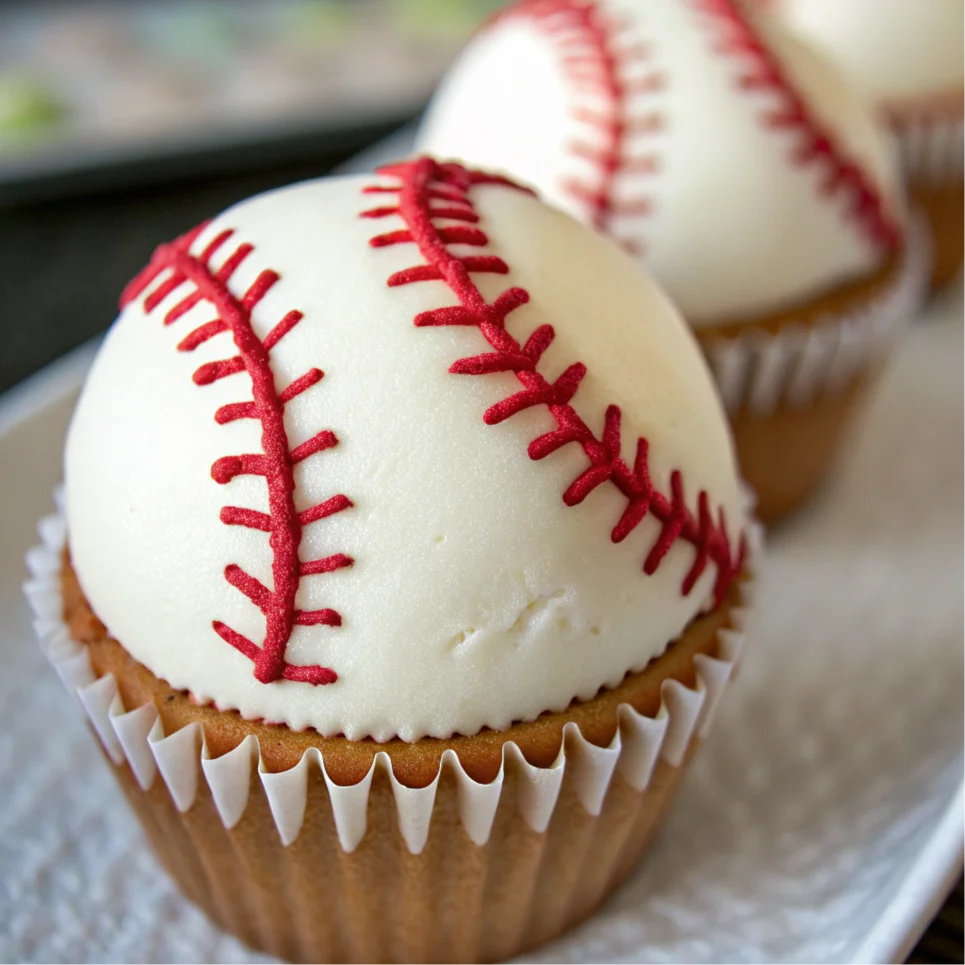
top-left (419, 0), bottom-right (924, 523)
top-left (26, 158), bottom-right (758, 963)
top-left (774, 0), bottom-right (963, 290)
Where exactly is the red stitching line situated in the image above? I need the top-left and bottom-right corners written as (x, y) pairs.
top-left (502, 0), bottom-right (663, 246)
top-left (696, 0), bottom-right (901, 253)
top-left (363, 158), bottom-right (743, 607)
top-left (501, 0), bottom-right (900, 255)
top-left (120, 224), bottom-right (352, 686)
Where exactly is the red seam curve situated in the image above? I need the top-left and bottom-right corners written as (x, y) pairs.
top-left (121, 225), bottom-right (352, 686)
top-left (363, 157), bottom-right (743, 607)
top-left (696, 0), bottom-right (901, 253)
top-left (501, 0), bottom-right (663, 243)
top-left (499, 0), bottom-right (899, 255)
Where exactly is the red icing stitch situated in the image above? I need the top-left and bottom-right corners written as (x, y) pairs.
top-left (362, 157), bottom-right (743, 607)
top-left (120, 224), bottom-right (352, 686)
top-left (501, 0), bottom-right (664, 248)
top-left (498, 0), bottom-right (900, 255)
top-left (696, 0), bottom-right (901, 252)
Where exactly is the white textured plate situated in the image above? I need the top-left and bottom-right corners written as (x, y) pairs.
top-left (1, 280), bottom-right (962, 964)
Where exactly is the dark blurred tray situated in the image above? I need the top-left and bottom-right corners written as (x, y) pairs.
top-left (0, 109), bottom-right (417, 207)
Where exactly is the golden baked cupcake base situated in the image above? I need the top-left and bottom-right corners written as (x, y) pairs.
top-left (911, 179), bottom-right (964, 291)
top-left (700, 245), bottom-right (923, 525)
top-left (727, 375), bottom-right (870, 524)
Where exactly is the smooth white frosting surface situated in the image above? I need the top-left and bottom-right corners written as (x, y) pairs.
top-left (65, 171), bottom-right (744, 742)
top-left (418, 0), bottom-right (903, 325)
top-left (777, 0), bottom-right (964, 102)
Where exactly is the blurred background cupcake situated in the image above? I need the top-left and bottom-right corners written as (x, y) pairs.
top-left (418, 0), bottom-right (925, 523)
top-left (771, 0), bottom-right (964, 291)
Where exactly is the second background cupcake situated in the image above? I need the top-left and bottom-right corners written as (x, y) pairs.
top-left (419, 0), bottom-right (924, 524)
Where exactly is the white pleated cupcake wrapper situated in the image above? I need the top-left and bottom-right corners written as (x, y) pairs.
top-left (24, 488), bottom-right (761, 855)
top-left (704, 215), bottom-right (930, 418)
top-left (892, 109), bottom-right (964, 186)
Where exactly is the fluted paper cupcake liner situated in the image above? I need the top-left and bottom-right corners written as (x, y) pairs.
top-left (890, 104), bottom-right (964, 187)
top-left (703, 216), bottom-right (929, 419)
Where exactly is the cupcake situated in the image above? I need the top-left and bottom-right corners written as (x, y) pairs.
top-left (26, 157), bottom-right (758, 963)
top-left (774, 0), bottom-right (963, 290)
top-left (418, 0), bottom-right (924, 523)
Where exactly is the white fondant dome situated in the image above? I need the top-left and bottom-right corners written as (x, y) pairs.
top-left (65, 161), bottom-right (745, 742)
top-left (775, 0), bottom-right (964, 103)
top-left (418, 0), bottom-right (904, 325)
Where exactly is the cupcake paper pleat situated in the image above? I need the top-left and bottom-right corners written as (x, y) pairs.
top-left (891, 105), bottom-right (965, 185)
top-left (704, 216), bottom-right (929, 419)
